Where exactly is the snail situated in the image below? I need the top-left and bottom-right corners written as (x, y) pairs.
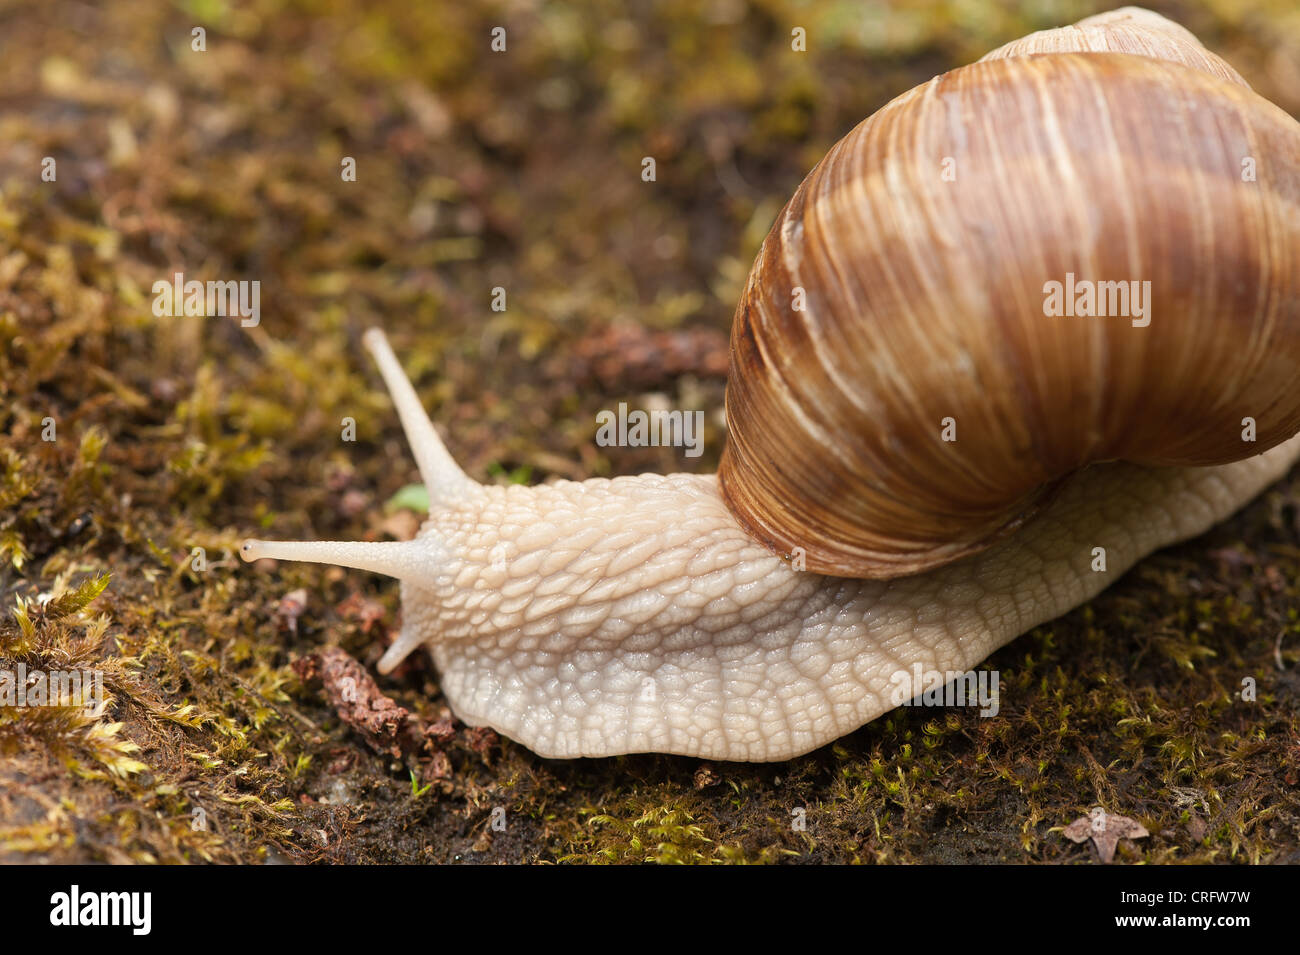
top-left (241, 7), bottom-right (1300, 761)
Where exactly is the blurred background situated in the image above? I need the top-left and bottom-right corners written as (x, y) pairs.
top-left (3, 0), bottom-right (1297, 489)
top-left (1, 1), bottom-right (1298, 863)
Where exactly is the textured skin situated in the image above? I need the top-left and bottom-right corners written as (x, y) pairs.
top-left (386, 435), bottom-right (1300, 761)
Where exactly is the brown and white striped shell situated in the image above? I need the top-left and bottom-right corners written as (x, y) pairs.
top-left (718, 7), bottom-right (1300, 578)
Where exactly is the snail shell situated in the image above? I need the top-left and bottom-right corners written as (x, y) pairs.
top-left (718, 9), bottom-right (1300, 579)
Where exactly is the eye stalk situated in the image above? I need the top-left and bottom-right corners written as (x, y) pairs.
top-left (237, 329), bottom-right (466, 580)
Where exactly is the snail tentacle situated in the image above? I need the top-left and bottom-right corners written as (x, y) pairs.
top-left (238, 537), bottom-right (448, 580)
top-left (238, 333), bottom-right (473, 577)
top-left (361, 327), bottom-right (477, 504)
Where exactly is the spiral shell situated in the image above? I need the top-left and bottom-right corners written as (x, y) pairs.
top-left (979, 6), bottom-right (1247, 87)
top-left (718, 10), bottom-right (1300, 579)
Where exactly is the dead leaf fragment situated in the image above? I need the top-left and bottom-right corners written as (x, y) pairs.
top-left (292, 647), bottom-right (414, 757)
top-left (569, 323), bottom-right (729, 390)
top-left (1063, 807), bottom-right (1150, 863)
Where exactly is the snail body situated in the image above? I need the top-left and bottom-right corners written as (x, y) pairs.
top-left (242, 9), bottom-right (1300, 761)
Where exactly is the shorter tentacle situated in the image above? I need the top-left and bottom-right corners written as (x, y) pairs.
top-left (377, 616), bottom-right (435, 674)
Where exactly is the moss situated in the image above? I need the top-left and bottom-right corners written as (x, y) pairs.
top-left (2, 0), bottom-right (1299, 864)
